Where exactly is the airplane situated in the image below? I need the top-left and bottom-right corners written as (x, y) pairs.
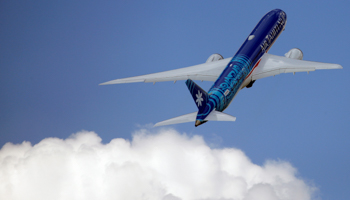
top-left (100, 9), bottom-right (342, 127)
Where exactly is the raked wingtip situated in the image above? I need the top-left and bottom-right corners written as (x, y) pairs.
top-left (153, 122), bottom-right (161, 127)
top-left (99, 80), bottom-right (115, 85)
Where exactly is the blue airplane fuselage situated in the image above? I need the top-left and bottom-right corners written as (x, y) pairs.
top-left (196, 9), bottom-right (287, 124)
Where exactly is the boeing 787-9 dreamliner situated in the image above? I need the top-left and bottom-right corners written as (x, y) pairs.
top-left (100, 9), bottom-right (342, 127)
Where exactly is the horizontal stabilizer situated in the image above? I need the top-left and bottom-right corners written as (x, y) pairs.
top-left (154, 111), bottom-right (236, 127)
top-left (205, 110), bottom-right (237, 121)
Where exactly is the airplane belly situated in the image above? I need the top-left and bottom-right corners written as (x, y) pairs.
top-left (208, 61), bottom-right (251, 111)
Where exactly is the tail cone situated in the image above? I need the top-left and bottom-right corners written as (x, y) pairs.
top-left (195, 120), bottom-right (208, 127)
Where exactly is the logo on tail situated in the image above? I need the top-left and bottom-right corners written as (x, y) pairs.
top-left (196, 91), bottom-right (203, 107)
top-left (185, 79), bottom-right (208, 110)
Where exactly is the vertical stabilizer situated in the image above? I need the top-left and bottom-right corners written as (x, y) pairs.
top-left (185, 79), bottom-right (208, 111)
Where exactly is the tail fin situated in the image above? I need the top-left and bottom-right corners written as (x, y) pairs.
top-left (185, 79), bottom-right (208, 110)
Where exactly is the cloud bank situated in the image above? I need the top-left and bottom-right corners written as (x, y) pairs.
top-left (0, 128), bottom-right (315, 200)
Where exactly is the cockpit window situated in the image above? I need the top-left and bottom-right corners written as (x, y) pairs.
top-left (248, 35), bottom-right (255, 40)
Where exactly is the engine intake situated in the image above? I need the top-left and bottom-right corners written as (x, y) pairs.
top-left (206, 54), bottom-right (224, 63)
top-left (284, 48), bottom-right (303, 60)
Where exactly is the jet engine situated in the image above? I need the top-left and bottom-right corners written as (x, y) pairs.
top-left (284, 48), bottom-right (303, 60)
top-left (206, 53), bottom-right (224, 63)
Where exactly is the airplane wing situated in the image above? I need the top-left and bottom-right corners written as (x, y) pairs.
top-left (100, 53), bottom-right (342, 85)
top-left (252, 53), bottom-right (342, 80)
top-left (100, 58), bottom-right (231, 85)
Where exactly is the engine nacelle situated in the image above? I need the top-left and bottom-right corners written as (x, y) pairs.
top-left (206, 53), bottom-right (224, 63)
top-left (284, 48), bottom-right (303, 60)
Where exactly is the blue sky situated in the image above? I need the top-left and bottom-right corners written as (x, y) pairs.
top-left (1, 1), bottom-right (350, 199)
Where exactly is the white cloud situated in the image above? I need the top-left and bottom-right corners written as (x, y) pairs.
top-left (0, 128), bottom-right (316, 200)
